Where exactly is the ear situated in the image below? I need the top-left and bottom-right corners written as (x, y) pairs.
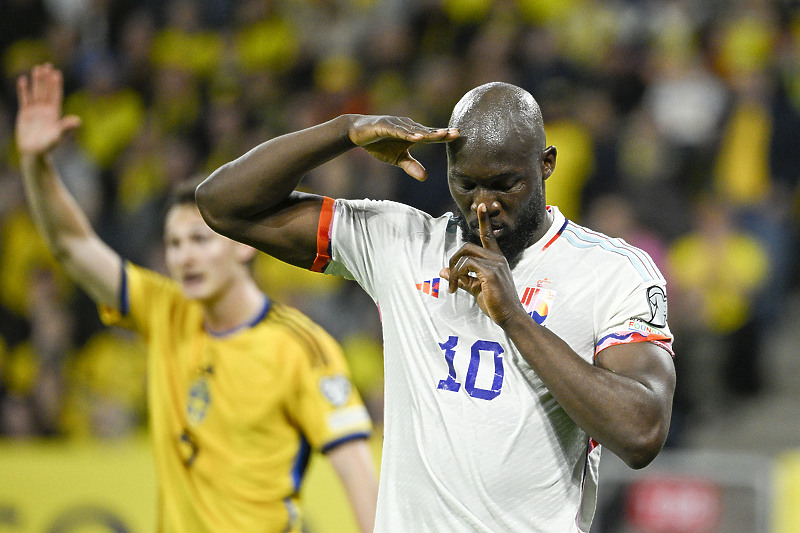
top-left (541, 145), bottom-right (557, 180)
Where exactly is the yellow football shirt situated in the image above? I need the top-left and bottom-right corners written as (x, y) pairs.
top-left (99, 263), bottom-right (372, 532)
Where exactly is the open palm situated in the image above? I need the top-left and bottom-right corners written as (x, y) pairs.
top-left (16, 64), bottom-right (81, 156)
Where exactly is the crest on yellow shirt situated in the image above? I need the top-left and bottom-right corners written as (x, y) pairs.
top-left (187, 373), bottom-right (211, 426)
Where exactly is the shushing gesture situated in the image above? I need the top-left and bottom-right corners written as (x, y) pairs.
top-left (347, 115), bottom-right (458, 182)
top-left (16, 63), bottom-right (81, 157)
top-left (440, 202), bottom-right (525, 326)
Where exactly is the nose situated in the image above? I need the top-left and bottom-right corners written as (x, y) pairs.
top-left (170, 242), bottom-right (196, 267)
top-left (471, 191), bottom-right (501, 215)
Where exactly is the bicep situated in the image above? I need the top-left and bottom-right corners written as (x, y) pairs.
top-left (596, 341), bottom-right (676, 408)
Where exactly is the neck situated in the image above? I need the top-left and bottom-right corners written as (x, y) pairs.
top-left (202, 278), bottom-right (266, 334)
top-left (526, 207), bottom-right (554, 247)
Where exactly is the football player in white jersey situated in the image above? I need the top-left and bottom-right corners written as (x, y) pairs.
top-left (197, 82), bottom-right (676, 532)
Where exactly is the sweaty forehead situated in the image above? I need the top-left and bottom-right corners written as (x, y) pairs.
top-left (449, 84), bottom-right (544, 151)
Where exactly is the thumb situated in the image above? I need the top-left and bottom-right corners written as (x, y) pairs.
top-left (60, 115), bottom-right (82, 132)
top-left (398, 152), bottom-right (427, 182)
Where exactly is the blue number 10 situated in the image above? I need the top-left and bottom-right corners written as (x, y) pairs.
top-left (437, 336), bottom-right (505, 400)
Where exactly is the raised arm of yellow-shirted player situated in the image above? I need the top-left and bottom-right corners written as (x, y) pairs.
top-left (15, 63), bottom-right (122, 309)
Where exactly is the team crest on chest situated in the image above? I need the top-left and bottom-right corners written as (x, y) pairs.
top-left (186, 375), bottom-right (211, 426)
top-left (521, 279), bottom-right (556, 325)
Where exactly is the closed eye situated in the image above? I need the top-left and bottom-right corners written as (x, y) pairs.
top-left (503, 180), bottom-right (524, 193)
top-left (454, 181), bottom-right (476, 192)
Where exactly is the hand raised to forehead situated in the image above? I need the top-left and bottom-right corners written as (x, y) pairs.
top-left (347, 115), bottom-right (458, 181)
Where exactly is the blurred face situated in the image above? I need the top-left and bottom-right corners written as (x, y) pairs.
top-left (163, 204), bottom-right (252, 302)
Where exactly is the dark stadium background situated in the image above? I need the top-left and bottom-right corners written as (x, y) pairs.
top-left (1, 1), bottom-right (799, 531)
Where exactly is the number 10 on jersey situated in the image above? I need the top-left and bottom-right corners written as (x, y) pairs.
top-left (437, 336), bottom-right (505, 400)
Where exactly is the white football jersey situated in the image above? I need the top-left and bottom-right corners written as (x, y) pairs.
top-left (319, 199), bottom-right (672, 533)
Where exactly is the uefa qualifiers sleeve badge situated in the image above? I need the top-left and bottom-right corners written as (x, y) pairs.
top-left (319, 375), bottom-right (352, 407)
top-left (646, 286), bottom-right (668, 328)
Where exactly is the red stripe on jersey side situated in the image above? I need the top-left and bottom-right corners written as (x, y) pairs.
top-left (310, 196), bottom-right (335, 272)
top-left (541, 218), bottom-right (569, 252)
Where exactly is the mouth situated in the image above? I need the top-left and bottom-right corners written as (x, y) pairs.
top-left (470, 222), bottom-right (508, 240)
top-left (182, 272), bottom-right (204, 287)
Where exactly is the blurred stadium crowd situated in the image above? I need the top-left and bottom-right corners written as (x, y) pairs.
top-left (0, 0), bottom-right (799, 447)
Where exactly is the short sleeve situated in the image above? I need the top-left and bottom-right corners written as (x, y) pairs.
top-left (284, 316), bottom-right (372, 452)
top-left (325, 198), bottom-right (432, 299)
top-left (594, 275), bottom-right (674, 359)
top-left (98, 262), bottom-right (186, 340)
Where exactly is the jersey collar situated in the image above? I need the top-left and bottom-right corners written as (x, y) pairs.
top-left (532, 206), bottom-right (568, 253)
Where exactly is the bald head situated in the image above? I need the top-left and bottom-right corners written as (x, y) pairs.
top-left (447, 82), bottom-right (546, 158)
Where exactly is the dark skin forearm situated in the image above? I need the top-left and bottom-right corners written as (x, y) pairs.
top-left (196, 116), bottom-right (355, 266)
top-left (198, 115), bottom-right (355, 223)
top-left (197, 114), bottom-right (458, 267)
top-left (500, 310), bottom-right (674, 469)
top-left (442, 203), bottom-right (675, 469)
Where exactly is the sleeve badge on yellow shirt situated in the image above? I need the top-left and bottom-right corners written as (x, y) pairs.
top-left (319, 375), bottom-right (351, 407)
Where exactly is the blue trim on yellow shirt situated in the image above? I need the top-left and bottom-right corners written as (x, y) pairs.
top-left (291, 436), bottom-right (312, 493)
top-left (119, 260), bottom-right (130, 317)
top-left (206, 296), bottom-right (271, 338)
top-left (321, 432), bottom-right (370, 454)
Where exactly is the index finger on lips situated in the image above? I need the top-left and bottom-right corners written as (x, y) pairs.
top-left (477, 203), bottom-right (502, 253)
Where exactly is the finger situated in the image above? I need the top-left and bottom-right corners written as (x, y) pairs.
top-left (32, 64), bottom-right (46, 103)
top-left (394, 118), bottom-right (457, 141)
top-left (448, 262), bottom-right (458, 293)
top-left (439, 266), bottom-right (456, 294)
top-left (451, 256), bottom-right (484, 297)
top-left (397, 152), bottom-right (427, 182)
top-left (446, 243), bottom-right (485, 291)
top-left (50, 68), bottom-right (64, 107)
top-left (446, 248), bottom-right (469, 294)
top-left (16, 75), bottom-right (30, 109)
top-left (476, 203), bottom-right (502, 253)
top-left (446, 253), bottom-right (462, 293)
top-left (42, 66), bottom-right (57, 105)
top-left (417, 128), bottom-right (459, 144)
top-left (369, 124), bottom-right (422, 145)
top-left (60, 115), bottom-right (82, 132)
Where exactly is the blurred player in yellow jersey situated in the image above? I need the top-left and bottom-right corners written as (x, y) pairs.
top-left (15, 63), bottom-right (378, 533)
